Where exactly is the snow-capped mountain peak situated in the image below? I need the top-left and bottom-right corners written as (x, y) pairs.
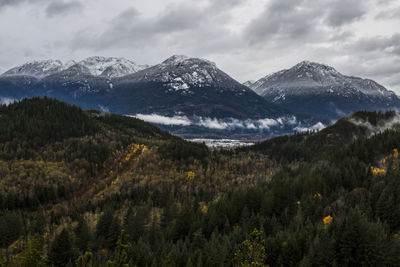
top-left (121, 55), bottom-right (241, 93)
top-left (76, 56), bottom-right (147, 78)
top-left (293, 60), bottom-right (339, 75)
top-left (162, 55), bottom-right (190, 65)
top-left (247, 60), bottom-right (400, 118)
top-left (250, 60), bottom-right (396, 98)
top-left (2, 59), bottom-right (67, 78)
top-left (160, 55), bottom-right (217, 69)
top-left (1, 57), bottom-right (148, 79)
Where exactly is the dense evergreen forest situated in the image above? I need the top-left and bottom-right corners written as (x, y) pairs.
top-left (1, 98), bottom-right (400, 266)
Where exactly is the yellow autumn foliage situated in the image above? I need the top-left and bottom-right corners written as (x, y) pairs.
top-left (323, 215), bottom-right (333, 228)
top-left (201, 204), bottom-right (208, 213)
top-left (187, 171), bottom-right (195, 180)
top-left (371, 166), bottom-right (386, 176)
top-left (393, 148), bottom-right (398, 159)
top-left (313, 193), bottom-right (322, 200)
top-left (379, 148), bottom-right (398, 165)
top-left (112, 143), bottom-right (149, 166)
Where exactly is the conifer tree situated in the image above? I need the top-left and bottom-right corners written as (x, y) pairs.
top-left (19, 235), bottom-right (46, 267)
top-left (107, 230), bottom-right (131, 267)
top-left (75, 248), bottom-right (93, 267)
top-left (234, 228), bottom-right (268, 267)
top-left (48, 229), bottom-right (75, 267)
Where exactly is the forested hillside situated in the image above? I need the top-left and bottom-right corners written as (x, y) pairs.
top-left (1, 99), bottom-right (400, 266)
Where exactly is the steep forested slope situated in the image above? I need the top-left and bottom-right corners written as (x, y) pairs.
top-left (0, 98), bottom-right (275, 266)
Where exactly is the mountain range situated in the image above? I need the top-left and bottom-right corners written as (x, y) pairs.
top-left (2, 56), bottom-right (149, 78)
top-left (1, 56), bottom-right (399, 139)
top-left (0, 55), bottom-right (287, 117)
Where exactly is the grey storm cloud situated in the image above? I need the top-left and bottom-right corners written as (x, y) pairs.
top-left (244, 0), bottom-right (368, 45)
top-left (72, 6), bottom-right (202, 50)
top-left (46, 1), bottom-right (83, 17)
top-left (247, 3), bottom-right (315, 42)
top-left (0, 0), bottom-right (43, 8)
top-left (351, 34), bottom-right (400, 55)
top-left (207, 0), bottom-right (244, 10)
top-left (244, 0), bottom-right (323, 44)
top-left (0, 0), bottom-right (81, 15)
top-left (71, 2), bottom-right (237, 52)
top-left (0, 0), bottom-right (17, 7)
top-left (324, 0), bottom-right (366, 27)
top-left (111, 8), bottom-right (140, 22)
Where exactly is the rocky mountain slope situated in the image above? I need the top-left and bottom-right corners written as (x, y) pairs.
top-left (246, 61), bottom-right (400, 119)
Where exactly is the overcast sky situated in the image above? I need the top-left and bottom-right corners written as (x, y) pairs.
top-left (1, 0), bottom-right (400, 92)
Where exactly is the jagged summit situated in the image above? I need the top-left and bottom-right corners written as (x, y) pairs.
top-left (293, 60), bottom-right (339, 73)
top-left (295, 60), bottom-right (331, 68)
top-left (2, 59), bottom-right (67, 78)
top-left (162, 55), bottom-right (190, 64)
top-left (76, 56), bottom-right (148, 78)
top-left (250, 60), bottom-right (342, 93)
top-left (160, 55), bottom-right (217, 68)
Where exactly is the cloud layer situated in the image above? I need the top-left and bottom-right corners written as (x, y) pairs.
top-left (0, 97), bottom-right (16, 105)
top-left (133, 113), bottom-right (322, 132)
top-left (348, 113), bottom-right (400, 136)
top-left (134, 114), bottom-right (192, 126)
top-left (0, 0), bottom-right (400, 92)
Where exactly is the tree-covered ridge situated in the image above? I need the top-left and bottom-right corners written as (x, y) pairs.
top-left (0, 98), bottom-right (218, 209)
top-left (243, 110), bottom-right (399, 163)
top-left (0, 97), bottom-right (98, 146)
top-left (1, 99), bottom-right (400, 266)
